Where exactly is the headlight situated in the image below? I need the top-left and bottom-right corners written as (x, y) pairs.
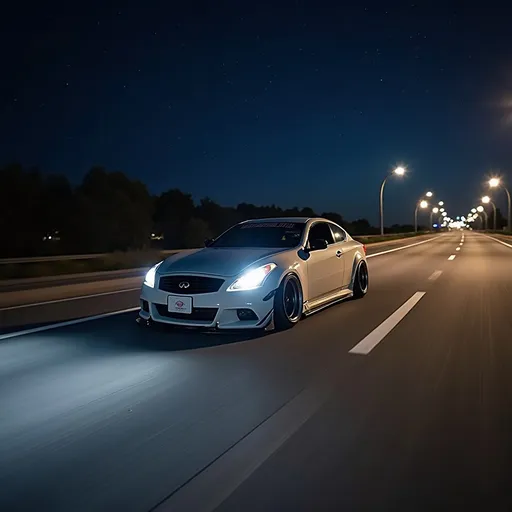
top-left (144, 261), bottom-right (163, 288)
top-left (227, 263), bottom-right (277, 291)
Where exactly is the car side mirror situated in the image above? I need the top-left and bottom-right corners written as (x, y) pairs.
top-left (204, 238), bottom-right (215, 247)
top-left (309, 238), bottom-right (328, 251)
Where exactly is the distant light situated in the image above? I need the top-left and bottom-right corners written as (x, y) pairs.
top-left (477, 205), bottom-right (484, 212)
top-left (482, 196), bottom-right (491, 204)
top-left (442, 212), bottom-right (447, 216)
top-left (426, 191), bottom-right (433, 197)
top-left (461, 216), bottom-right (466, 221)
top-left (433, 223), bottom-right (438, 228)
top-left (420, 200), bottom-right (428, 208)
top-left (394, 166), bottom-right (406, 176)
top-left (432, 207), bottom-right (439, 213)
top-left (48, 235), bottom-right (52, 240)
top-left (438, 201), bottom-right (444, 206)
top-left (151, 233), bottom-right (155, 237)
top-left (489, 177), bottom-right (500, 188)
top-left (471, 208), bottom-right (477, 213)
top-left (440, 208), bottom-right (445, 212)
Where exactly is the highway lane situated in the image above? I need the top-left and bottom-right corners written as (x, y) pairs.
top-left (216, 231), bottom-right (512, 512)
top-left (0, 234), bottom-right (438, 330)
top-left (2, 232), bottom-right (510, 511)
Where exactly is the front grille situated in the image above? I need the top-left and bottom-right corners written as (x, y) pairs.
top-left (159, 275), bottom-right (224, 294)
top-left (154, 304), bottom-right (218, 322)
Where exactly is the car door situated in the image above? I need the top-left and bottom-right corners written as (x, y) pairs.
top-left (328, 222), bottom-right (355, 287)
top-left (306, 221), bottom-right (345, 300)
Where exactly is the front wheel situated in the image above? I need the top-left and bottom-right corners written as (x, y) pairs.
top-left (273, 274), bottom-right (303, 331)
top-left (353, 261), bottom-right (369, 299)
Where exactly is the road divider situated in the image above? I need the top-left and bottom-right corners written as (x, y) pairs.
top-left (349, 291), bottom-right (426, 355)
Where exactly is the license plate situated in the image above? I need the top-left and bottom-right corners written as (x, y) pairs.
top-left (167, 295), bottom-right (192, 314)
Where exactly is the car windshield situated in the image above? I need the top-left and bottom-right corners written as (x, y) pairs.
top-left (211, 221), bottom-right (305, 248)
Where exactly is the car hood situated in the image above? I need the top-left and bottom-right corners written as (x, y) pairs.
top-left (158, 247), bottom-right (288, 277)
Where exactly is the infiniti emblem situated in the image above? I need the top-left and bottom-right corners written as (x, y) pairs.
top-left (179, 281), bottom-right (190, 289)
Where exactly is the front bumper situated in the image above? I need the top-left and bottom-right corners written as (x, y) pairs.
top-left (139, 275), bottom-right (277, 330)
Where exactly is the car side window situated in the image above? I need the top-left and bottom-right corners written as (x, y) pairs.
top-left (308, 222), bottom-right (335, 246)
top-left (329, 224), bottom-right (346, 243)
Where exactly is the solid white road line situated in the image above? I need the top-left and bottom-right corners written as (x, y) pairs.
top-left (366, 236), bottom-right (440, 259)
top-left (0, 307), bottom-right (139, 341)
top-left (428, 270), bottom-right (443, 281)
top-left (349, 292), bottom-right (426, 355)
top-left (480, 234), bottom-right (512, 249)
top-left (448, 255), bottom-right (456, 260)
top-left (0, 288), bottom-right (140, 312)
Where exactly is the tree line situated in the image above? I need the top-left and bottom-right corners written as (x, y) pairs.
top-left (4, 163), bottom-right (494, 258)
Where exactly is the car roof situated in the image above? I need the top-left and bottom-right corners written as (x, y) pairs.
top-left (241, 217), bottom-right (335, 224)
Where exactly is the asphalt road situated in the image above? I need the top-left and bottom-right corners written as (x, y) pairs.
top-left (1, 231), bottom-right (511, 511)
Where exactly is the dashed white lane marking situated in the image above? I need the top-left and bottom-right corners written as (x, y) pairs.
top-left (349, 292), bottom-right (426, 355)
top-left (0, 288), bottom-right (140, 312)
top-left (456, 247), bottom-right (460, 251)
top-left (366, 236), bottom-right (440, 259)
top-left (428, 270), bottom-right (443, 281)
top-left (448, 255), bottom-right (456, 260)
top-left (459, 242), bottom-right (463, 246)
top-left (0, 307), bottom-right (139, 341)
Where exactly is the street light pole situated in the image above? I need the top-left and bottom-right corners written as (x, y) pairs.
top-left (379, 166), bottom-right (406, 236)
top-left (414, 199), bottom-right (429, 232)
top-left (506, 187), bottom-right (511, 231)
top-left (482, 196), bottom-right (497, 230)
top-left (490, 201), bottom-right (497, 230)
top-left (481, 210), bottom-right (488, 230)
top-left (430, 207), bottom-right (439, 229)
top-left (488, 178), bottom-right (511, 231)
top-left (379, 176), bottom-right (388, 237)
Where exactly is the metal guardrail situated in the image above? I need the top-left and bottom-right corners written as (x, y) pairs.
top-left (0, 232), bottom-right (425, 265)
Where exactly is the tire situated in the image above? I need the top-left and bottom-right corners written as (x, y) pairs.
top-left (353, 261), bottom-right (369, 299)
top-left (273, 273), bottom-right (303, 331)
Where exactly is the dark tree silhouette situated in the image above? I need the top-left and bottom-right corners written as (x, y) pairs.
top-left (0, 163), bottom-right (419, 257)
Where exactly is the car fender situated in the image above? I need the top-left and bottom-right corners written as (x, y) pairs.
top-left (349, 251), bottom-right (366, 291)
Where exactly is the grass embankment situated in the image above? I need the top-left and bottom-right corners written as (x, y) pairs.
top-left (0, 232), bottom-right (432, 280)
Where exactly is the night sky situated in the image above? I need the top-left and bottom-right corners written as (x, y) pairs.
top-left (2, 3), bottom-right (512, 225)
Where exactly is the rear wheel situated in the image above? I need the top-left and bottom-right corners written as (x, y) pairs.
top-left (274, 274), bottom-right (303, 330)
top-left (353, 261), bottom-right (369, 298)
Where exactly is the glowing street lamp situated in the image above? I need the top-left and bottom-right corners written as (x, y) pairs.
top-left (430, 207), bottom-right (439, 228)
top-left (426, 191), bottom-right (433, 198)
top-left (488, 177), bottom-right (511, 230)
top-left (471, 208), bottom-right (477, 214)
top-left (438, 201), bottom-right (444, 206)
top-left (379, 166), bottom-right (406, 236)
top-left (414, 198), bottom-right (429, 232)
top-left (476, 205), bottom-right (488, 229)
top-left (482, 195), bottom-right (497, 230)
